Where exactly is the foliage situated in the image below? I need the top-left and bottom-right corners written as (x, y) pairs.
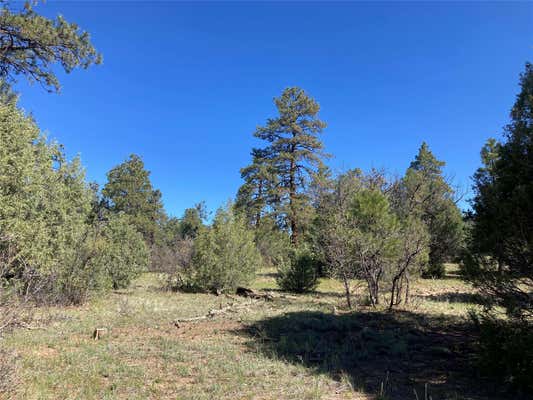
top-left (102, 154), bottom-right (165, 247)
top-left (177, 202), bottom-right (207, 239)
top-left (387, 216), bottom-right (429, 309)
top-left (470, 313), bottom-right (533, 393)
top-left (276, 247), bottom-right (319, 293)
top-left (401, 142), bottom-right (464, 278)
top-left (156, 237), bottom-right (194, 291)
top-left (96, 213), bottom-right (149, 290)
top-left (0, 0), bottom-right (101, 92)
top-left (235, 148), bottom-right (277, 226)
top-left (0, 92), bottom-right (148, 304)
top-left (150, 203), bottom-right (205, 273)
top-left (0, 98), bottom-right (93, 302)
top-left (240, 87), bottom-right (328, 244)
top-left (253, 216), bottom-right (291, 268)
top-left (182, 204), bottom-right (262, 293)
top-left (347, 188), bottom-right (401, 306)
top-left (466, 63), bottom-right (533, 319)
top-left (313, 169), bottom-right (363, 307)
top-left (313, 170), bottom-right (429, 308)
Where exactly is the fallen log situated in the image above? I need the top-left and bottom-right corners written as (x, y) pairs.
top-left (173, 298), bottom-right (260, 327)
top-left (236, 287), bottom-right (274, 301)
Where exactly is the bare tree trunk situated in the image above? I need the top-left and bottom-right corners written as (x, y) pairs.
top-left (342, 274), bottom-right (352, 309)
top-left (396, 275), bottom-right (403, 305)
top-left (365, 279), bottom-right (376, 307)
top-left (371, 281), bottom-right (379, 306)
top-left (404, 271), bottom-right (410, 304)
top-left (389, 278), bottom-right (398, 310)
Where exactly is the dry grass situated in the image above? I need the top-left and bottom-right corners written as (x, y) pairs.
top-left (0, 265), bottom-right (509, 400)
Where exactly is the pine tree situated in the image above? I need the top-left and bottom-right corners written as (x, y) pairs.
top-left (178, 202), bottom-right (207, 239)
top-left (252, 87), bottom-right (327, 245)
top-left (235, 148), bottom-right (277, 226)
top-left (0, 1), bottom-right (101, 92)
top-left (468, 63), bottom-right (533, 318)
top-left (402, 142), bottom-right (463, 277)
top-left (102, 154), bottom-right (164, 246)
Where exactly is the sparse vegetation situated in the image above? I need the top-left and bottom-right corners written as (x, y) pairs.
top-left (0, 267), bottom-right (518, 400)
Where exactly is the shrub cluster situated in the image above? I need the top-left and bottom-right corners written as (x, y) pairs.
top-left (0, 99), bottom-right (148, 305)
top-left (176, 205), bottom-right (262, 294)
top-left (471, 313), bottom-right (533, 393)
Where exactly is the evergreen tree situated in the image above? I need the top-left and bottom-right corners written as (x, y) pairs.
top-left (252, 87), bottom-right (328, 244)
top-left (102, 154), bottom-right (164, 247)
top-left (96, 213), bottom-right (149, 290)
top-left (469, 138), bottom-right (503, 267)
top-left (0, 99), bottom-right (92, 283)
top-left (235, 148), bottom-right (277, 226)
top-left (468, 63), bottom-right (533, 318)
top-left (0, 98), bottom-right (148, 303)
top-left (184, 203), bottom-right (262, 293)
top-left (178, 202), bottom-right (207, 239)
top-left (403, 142), bottom-right (463, 277)
top-left (0, 1), bottom-right (101, 92)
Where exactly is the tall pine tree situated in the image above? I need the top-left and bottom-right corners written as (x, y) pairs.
top-left (247, 87), bottom-right (328, 245)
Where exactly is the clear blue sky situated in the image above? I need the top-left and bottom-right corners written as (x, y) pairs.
top-left (14, 1), bottom-right (533, 216)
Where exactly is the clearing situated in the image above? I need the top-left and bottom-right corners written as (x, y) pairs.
top-left (1, 265), bottom-right (510, 400)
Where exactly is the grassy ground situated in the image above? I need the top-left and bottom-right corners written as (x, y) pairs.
top-left (0, 265), bottom-right (508, 400)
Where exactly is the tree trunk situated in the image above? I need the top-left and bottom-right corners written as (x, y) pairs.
top-left (342, 274), bottom-right (352, 309)
top-left (365, 279), bottom-right (376, 307)
top-left (396, 275), bottom-right (404, 305)
top-left (389, 278), bottom-right (398, 310)
top-left (289, 155), bottom-right (298, 246)
top-left (404, 271), bottom-right (410, 304)
top-left (255, 180), bottom-right (263, 226)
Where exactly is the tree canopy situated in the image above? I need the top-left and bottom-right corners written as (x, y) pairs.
top-left (0, 0), bottom-right (101, 92)
top-left (401, 142), bottom-right (464, 277)
top-left (239, 87), bottom-right (328, 245)
top-left (467, 63), bottom-right (533, 319)
top-left (102, 154), bottom-right (164, 247)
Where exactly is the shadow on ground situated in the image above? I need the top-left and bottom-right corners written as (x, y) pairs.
top-left (234, 310), bottom-right (513, 400)
top-left (416, 292), bottom-right (486, 305)
top-left (256, 272), bottom-right (279, 279)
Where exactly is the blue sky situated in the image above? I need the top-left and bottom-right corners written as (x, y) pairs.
top-left (14, 1), bottom-right (533, 216)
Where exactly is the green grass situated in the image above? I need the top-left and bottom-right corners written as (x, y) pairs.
top-left (0, 266), bottom-right (503, 400)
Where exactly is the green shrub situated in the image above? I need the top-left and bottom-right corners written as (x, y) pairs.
top-left (277, 248), bottom-right (318, 293)
top-left (42, 213), bottom-right (149, 303)
top-left (184, 204), bottom-right (261, 293)
top-left (98, 214), bottom-right (149, 289)
top-left (0, 100), bottom-right (149, 304)
top-left (421, 262), bottom-right (445, 279)
top-left (471, 313), bottom-right (533, 393)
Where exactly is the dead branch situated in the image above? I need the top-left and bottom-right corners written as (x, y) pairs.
top-left (236, 287), bottom-right (274, 301)
top-left (173, 299), bottom-right (260, 327)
